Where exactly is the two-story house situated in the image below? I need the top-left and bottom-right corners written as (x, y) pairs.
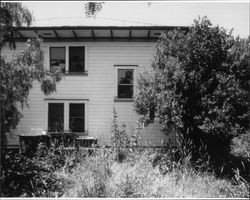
top-left (3, 25), bottom-right (187, 148)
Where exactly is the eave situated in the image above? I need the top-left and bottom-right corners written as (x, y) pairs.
top-left (13, 25), bottom-right (189, 42)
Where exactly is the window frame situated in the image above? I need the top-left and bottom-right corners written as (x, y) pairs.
top-left (48, 45), bottom-right (88, 75)
top-left (69, 103), bottom-right (85, 133)
top-left (114, 65), bottom-right (138, 101)
top-left (45, 99), bottom-right (88, 134)
top-left (48, 102), bottom-right (64, 133)
top-left (49, 46), bottom-right (66, 73)
top-left (68, 46), bottom-right (85, 73)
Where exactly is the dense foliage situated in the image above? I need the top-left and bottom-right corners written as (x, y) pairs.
top-left (0, 2), bottom-right (33, 50)
top-left (0, 37), bottom-right (62, 143)
top-left (84, 2), bottom-right (104, 17)
top-left (1, 143), bottom-right (75, 197)
top-left (0, 3), bottom-right (62, 150)
top-left (134, 17), bottom-right (249, 158)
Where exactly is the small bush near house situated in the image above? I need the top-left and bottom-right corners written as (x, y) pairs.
top-left (231, 132), bottom-right (250, 159)
top-left (111, 108), bottom-right (130, 163)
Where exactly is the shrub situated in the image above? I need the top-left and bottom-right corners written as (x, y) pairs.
top-left (111, 108), bottom-right (130, 162)
top-left (0, 143), bottom-right (77, 197)
top-left (1, 151), bottom-right (65, 197)
top-left (134, 16), bottom-right (249, 173)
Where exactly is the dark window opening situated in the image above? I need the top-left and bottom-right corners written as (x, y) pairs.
top-left (50, 47), bottom-right (65, 73)
top-left (48, 103), bottom-right (64, 132)
top-left (69, 47), bottom-right (85, 72)
top-left (118, 69), bottom-right (134, 98)
top-left (69, 103), bottom-right (85, 132)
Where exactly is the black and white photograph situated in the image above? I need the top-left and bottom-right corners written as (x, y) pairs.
top-left (0, 0), bottom-right (249, 198)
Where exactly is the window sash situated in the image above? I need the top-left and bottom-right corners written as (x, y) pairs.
top-left (117, 69), bottom-right (134, 98)
top-left (50, 47), bottom-right (66, 73)
top-left (69, 47), bottom-right (85, 72)
top-left (69, 103), bottom-right (85, 132)
top-left (48, 103), bottom-right (64, 132)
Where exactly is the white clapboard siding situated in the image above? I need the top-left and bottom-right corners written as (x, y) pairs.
top-left (3, 41), bottom-right (176, 146)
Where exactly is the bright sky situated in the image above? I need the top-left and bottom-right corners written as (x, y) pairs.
top-left (20, 1), bottom-right (249, 38)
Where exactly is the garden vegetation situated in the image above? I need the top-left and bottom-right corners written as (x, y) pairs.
top-left (0, 2), bottom-right (249, 197)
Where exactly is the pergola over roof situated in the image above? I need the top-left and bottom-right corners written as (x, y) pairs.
top-left (14, 25), bottom-right (189, 42)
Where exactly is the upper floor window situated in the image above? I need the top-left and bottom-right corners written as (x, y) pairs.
top-left (50, 46), bottom-right (86, 74)
top-left (50, 47), bottom-right (65, 73)
top-left (117, 69), bottom-right (134, 98)
top-left (69, 47), bottom-right (85, 72)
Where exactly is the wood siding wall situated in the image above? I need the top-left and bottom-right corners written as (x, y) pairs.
top-left (3, 41), bottom-right (176, 146)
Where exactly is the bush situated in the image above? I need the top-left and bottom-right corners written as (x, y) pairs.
top-left (134, 16), bottom-right (249, 169)
top-left (111, 108), bottom-right (130, 162)
top-left (0, 143), bottom-right (77, 197)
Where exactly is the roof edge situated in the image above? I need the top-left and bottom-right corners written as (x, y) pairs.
top-left (15, 25), bottom-right (189, 31)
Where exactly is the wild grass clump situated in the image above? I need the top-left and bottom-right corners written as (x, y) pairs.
top-left (62, 111), bottom-right (249, 198)
top-left (62, 148), bottom-right (249, 198)
top-left (62, 148), bottom-right (113, 197)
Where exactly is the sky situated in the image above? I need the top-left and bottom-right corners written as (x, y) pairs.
top-left (19, 1), bottom-right (249, 38)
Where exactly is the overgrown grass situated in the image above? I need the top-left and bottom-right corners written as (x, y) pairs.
top-left (62, 148), bottom-right (249, 198)
top-left (1, 112), bottom-right (249, 198)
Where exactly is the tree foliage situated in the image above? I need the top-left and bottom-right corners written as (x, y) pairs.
top-left (84, 2), bottom-right (104, 17)
top-left (0, 2), bottom-right (62, 147)
top-left (134, 17), bottom-right (249, 155)
top-left (0, 2), bottom-right (33, 50)
top-left (0, 36), bottom-right (62, 140)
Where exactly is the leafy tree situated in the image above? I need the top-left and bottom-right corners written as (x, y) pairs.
top-left (0, 36), bottom-right (62, 139)
top-left (84, 2), bottom-right (104, 17)
top-left (134, 17), bottom-right (249, 159)
top-left (0, 2), bottom-right (33, 50)
top-left (0, 3), bottom-right (62, 149)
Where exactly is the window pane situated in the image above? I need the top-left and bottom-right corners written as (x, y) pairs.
top-left (70, 104), bottom-right (85, 117)
top-left (118, 69), bottom-right (133, 84)
top-left (118, 85), bottom-right (133, 98)
top-left (48, 103), bottom-right (64, 132)
top-left (70, 118), bottom-right (85, 132)
top-left (69, 47), bottom-right (85, 72)
top-left (50, 47), bottom-right (65, 73)
top-left (69, 103), bottom-right (85, 132)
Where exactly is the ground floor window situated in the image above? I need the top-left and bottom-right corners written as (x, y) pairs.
top-left (48, 103), bottom-right (64, 132)
top-left (46, 101), bottom-right (87, 133)
top-left (69, 103), bottom-right (85, 132)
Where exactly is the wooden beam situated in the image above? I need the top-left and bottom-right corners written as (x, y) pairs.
top-left (72, 30), bottom-right (78, 39)
top-left (16, 26), bottom-right (189, 31)
top-left (147, 30), bottom-right (151, 40)
top-left (53, 30), bottom-right (60, 39)
top-left (129, 30), bottom-right (132, 40)
top-left (110, 30), bottom-right (113, 41)
top-left (15, 30), bottom-right (24, 39)
top-left (14, 37), bottom-right (158, 42)
top-left (34, 30), bottom-right (43, 38)
top-left (91, 30), bottom-right (95, 40)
